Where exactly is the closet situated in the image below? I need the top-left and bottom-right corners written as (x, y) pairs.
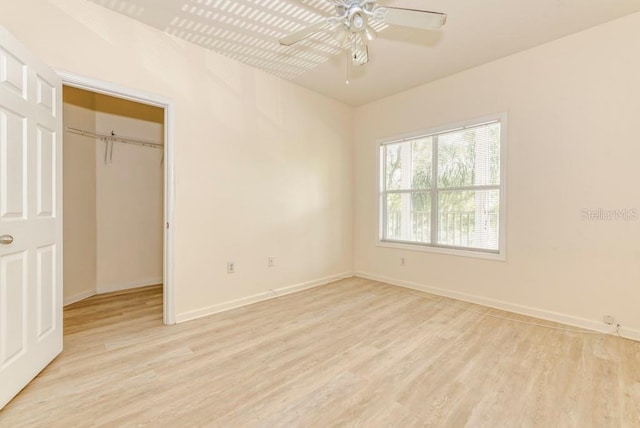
top-left (62, 86), bottom-right (164, 305)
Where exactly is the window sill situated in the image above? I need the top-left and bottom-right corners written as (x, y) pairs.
top-left (376, 240), bottom-right (506, 262)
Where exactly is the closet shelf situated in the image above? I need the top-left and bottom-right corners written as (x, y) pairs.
top-left (65, 127), bottom-right (163, 149)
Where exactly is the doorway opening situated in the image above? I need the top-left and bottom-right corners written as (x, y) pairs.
top-left (59, 73), bottom-right (175, 325)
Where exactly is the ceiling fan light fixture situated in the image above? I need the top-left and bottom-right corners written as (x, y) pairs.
top-left (352, 14), bottom-right (365, 30)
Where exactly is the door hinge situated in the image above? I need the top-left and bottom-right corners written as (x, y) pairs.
top-left (166, 222), bottom-right (169, 229)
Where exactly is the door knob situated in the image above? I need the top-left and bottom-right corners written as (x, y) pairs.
top-left (0, 235), bottom-right (14, 245)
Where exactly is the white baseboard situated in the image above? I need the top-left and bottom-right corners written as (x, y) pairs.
top-left (175, 272), bottom-right (354, 324)
top-left (619, 326), bottom-right (640, 342)
top-left (97, 277), bottom-right (163, 294)
top-left (355, 271), bottom-right (640, 342)
top-left (64, 289), bottom-right (96, 306)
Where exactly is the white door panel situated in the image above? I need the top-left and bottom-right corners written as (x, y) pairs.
top-left (0, 25), bottom-right (62, 410)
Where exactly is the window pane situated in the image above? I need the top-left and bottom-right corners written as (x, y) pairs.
top-left (488, 123), bottom-right (501, 185)
top-left (411, 138), bottom-right (432, 189)
top-left (384, 138), bottom-right (432, 191)
top-left (437, 189), bottom-right (500, 250)
top-left (411, 192), bottom-right (431, 243)
top-left (384, 143), bottom-right (403, 190)
top-left (386, 193), bottom-right (402, 240)
top-left (385, 192), bottom-right (431, 243)
top-left (438, 124), bottom-right (501, 188)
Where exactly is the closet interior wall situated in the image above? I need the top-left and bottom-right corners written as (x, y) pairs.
top-left (62, 87), bottom-right (164, 304)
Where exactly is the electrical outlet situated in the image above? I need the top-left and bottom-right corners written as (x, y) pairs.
top-left (268, 257), bottom-right (275, 267)
top-left (603, 315), bottom-right (615, 325)
top-left (227, 262), bottom-right (235, 274)
top-left (400, 257), bottom-right (406, 266)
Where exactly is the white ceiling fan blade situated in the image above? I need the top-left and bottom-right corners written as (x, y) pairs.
top-left (380, 7), bottom-right (446, 31)
top-left (278, 20), bottom-right (330, 46)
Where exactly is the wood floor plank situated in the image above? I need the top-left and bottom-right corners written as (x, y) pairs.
top-left (1, 278), bottom-right (639, 427)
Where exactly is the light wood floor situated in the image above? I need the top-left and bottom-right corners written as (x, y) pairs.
top-left (1, 278), bottom-right (639, 427)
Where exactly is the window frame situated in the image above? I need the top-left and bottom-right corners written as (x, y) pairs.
top-left (377, 113), bottom-right (508, 261)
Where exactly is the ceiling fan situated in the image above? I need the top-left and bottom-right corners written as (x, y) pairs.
top-left (278, 0), bottom-right (447, 83)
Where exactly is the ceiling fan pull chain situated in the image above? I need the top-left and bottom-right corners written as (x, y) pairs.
top-left (346, 49), bottom-right (352, 84)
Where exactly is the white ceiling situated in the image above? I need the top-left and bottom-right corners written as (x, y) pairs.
top-left (88, 0), bottom-right (640, 106)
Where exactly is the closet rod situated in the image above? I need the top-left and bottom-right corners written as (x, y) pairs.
top-left (65, 127), bottom-right (163, 149)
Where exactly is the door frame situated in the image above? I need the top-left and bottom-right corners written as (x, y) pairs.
top-left (56, 70), bottom-right (176, 325)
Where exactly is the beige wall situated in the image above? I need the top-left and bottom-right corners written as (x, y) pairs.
top-left (94, 95), bottom-right (164, 293)
top-left (62, 87), bottom-right (97, 305)
top-left (0, 0), bottom-right (353, 319)
top-left (353, 13), bottom-right (640, 338)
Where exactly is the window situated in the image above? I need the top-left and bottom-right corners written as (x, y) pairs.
top-left (379, 115), bottom-right (506, 259)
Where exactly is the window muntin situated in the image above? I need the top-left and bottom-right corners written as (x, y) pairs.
top-left (380, 117), bottom-right (504, 255)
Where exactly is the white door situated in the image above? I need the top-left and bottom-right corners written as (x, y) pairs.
top-left (0, 26), bottom-right (63, 410)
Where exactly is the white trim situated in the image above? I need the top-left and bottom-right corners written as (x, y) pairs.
top-left (56, 70), bottom-right (176, 325)
top-left (354, 271), bottom-right (640, 342)
top-left (619, 326), bottom-right (640, 342)
top-left (175, 272), bottom-right (354, 324)
top-left (376, 241), bottom-right (505, 261)
top-left (97, 277), bottom-right (163, 294)
top-left (376, 113), bottom-right (508, 261)
top-left (63, 290), bottom-right (96, 307)
top-left (163, 101), bottom-right (176, 325)
top-left (55, 70), bottom-right (172, 108)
